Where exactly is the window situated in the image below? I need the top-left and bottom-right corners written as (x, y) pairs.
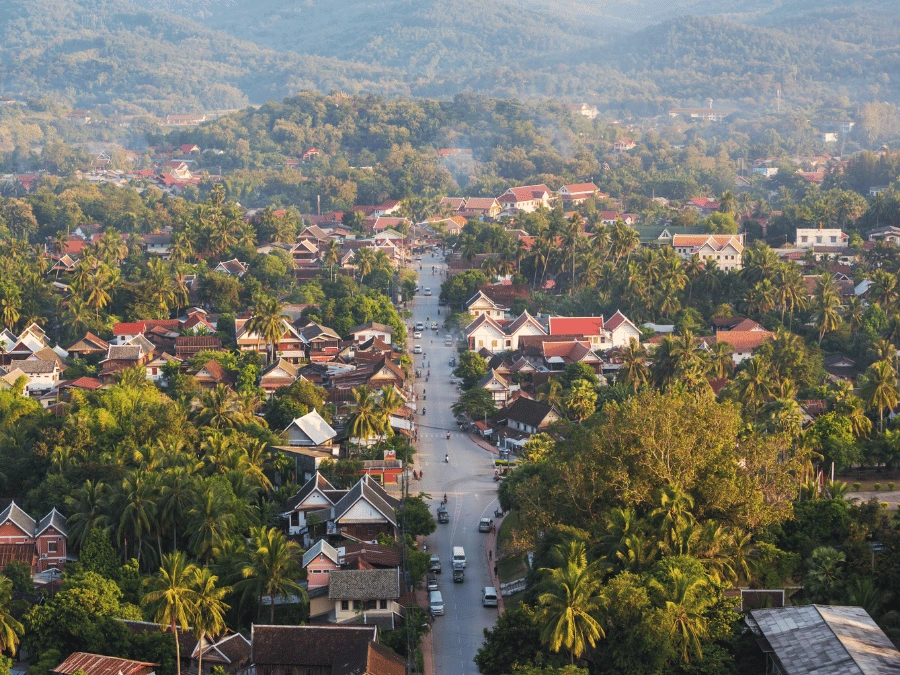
top-left (48, 541), bottom-right (58, 553)
top-left (816, 236), bottom-right (822, 244)
top-left (367, 600), bottom-right (377, 610)
top-left (341, 600), bottom-right (349, 611)
top-left (380, 599), bottom-right (388, 610)
top-left (353, 600), bottom-right (361, 610)
top-left (801, 236), bottom-right (808, 243)
top-left (831, 236), bottom-right (837, 243)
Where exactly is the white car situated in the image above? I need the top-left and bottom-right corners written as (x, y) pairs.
top-left (424, 288), bottom-right (432, 296)
top-left (413, 331), bottom-right (422, 339)
top-left (414, 344), bottom-right (422, 354)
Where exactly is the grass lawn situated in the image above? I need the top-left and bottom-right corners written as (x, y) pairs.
top-left (497, 509), bottom-right (519, 553)
top-left (837, 477), bottom-right (899, 492)
top-left (503, 589), bottom-right (526, 610)
top-left (497, 552), bottom-right (528, 584)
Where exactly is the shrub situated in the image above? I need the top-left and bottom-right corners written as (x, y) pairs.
top-left (889, 482), bottom-right (896, 491)
top-left (853, 482), bottom-right (861, 491)
top-left (874, 483), bottom-right (882, 491)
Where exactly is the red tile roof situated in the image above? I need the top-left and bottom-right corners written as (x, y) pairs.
top-left (61, 376), bottom-right (104, 390)
top-left (52, 653), bottom-right (157, 675)
top-left (548, 316), bottom-right (604, 336)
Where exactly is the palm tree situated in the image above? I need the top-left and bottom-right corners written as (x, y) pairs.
top-left (659, 568), bottom-right (710, 664)
top-left (707, 341), bottom-right (734, 380)
top-left (247, 296), bottom-right (288, 365)
top-left (347, 385), bottom-right (383, 453)
top-left (239, 526), bottom-right (306, 623)
top-left (66, 479), bottom-right (110, 548)
top-left (193, 384), bottom-right (248, 430)
top-left (731, 357), bottom-right (775, 415)
top-left (118, 473), bottom-right (158, 566)
top-left (0, 575), bottom-right (24, 655)
top-left (804, 547), bottom-right (845, 603)
top-left (354, 247), bottom-right (376, 281)
top-left (651, 485), bottom-right (696, 552)
top-left (565, 380), bottom-right (598, 422)
top-left (188, 483), bottom-right (237, 564)
top-left (536, 378), bottom-right (565, 410)
top-left (861, 360), bottom-right (899, 432)
top-left (565, 214), bottom-right (584, 294)
top-left (618, 339), bottom-right (650, 391)
top-left (536, 541), bottom-right (607, 664)
top-left (814, 275), bottom-right (843, 345)
top-left (142, 551), bottom-right (199, 675)
top-left (323, 240), bottom-right (340, 282)
top-left (190, 567), bottom-right (230, 675)
top-left (718, 191), bottom-right (737, 215)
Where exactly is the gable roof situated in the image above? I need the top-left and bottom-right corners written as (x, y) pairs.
top-left (285, 410), bottom-right (337, 446)
top-left (196, 359), bottom-right (235, 385)
top-left (302, 538), bottom-right (340, 568)
top-left (328, 476), bottom-right (399, 527)
top-left (285, 472), bottom-right (337, 511)
top-left (11, 359), bottom-right (58, 374)
top-left (67, 332), bottom-right (109, 352)
top-left (504, 397), bottom-right (558, 428)
top-left (349, 322), bottom-right (395, 336)
top-left (504, 311), bottom-right (545, 336)
top-left (548, 316), bottom-right (604, 336)
top-left (328, 568), bottom-right (401, 600)
top-left (749, 604), bottom-right (900, 675)
top-left (0, 501), bottom-right (36, 535)
top-left (465, 313), bottom-right (505, 337)
top-left (52, 653), bottom-right (157, 675)
top-left (501, 184), bottom-right (553, 203)
top-left (605, 310), bottom-right (637, 333)
top-left (36, 508), bottom-right (68, 536)
top-left (251, 625), bottom-right (379, 669)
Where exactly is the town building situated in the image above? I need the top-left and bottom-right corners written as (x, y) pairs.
top-left (0, 501), bottom-right (68, 572)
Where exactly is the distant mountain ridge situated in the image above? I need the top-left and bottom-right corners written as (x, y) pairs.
top-left (0, 0), bottom-right (897, 114)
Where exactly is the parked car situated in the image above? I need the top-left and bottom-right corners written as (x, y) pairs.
top-left (429, 555), bottom-right (441, 573)
top-left (478, 518), bottom-right (493, 533)
top-left (427, 573), bottom-right (439, 591)
top-left (482, 586), bottom-right (498, 607)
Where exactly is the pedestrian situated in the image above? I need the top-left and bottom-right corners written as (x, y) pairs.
top-left (489, 550), bottom-right (492, 561)
top-left (494, 565), bottom-right (497, 576)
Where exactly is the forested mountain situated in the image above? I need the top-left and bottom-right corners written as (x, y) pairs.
top-left (1, 0), bottom-right (898, 114)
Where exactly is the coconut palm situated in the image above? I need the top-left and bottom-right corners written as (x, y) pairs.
top-left (188, 483), bottom-right (237, 564)
top-left (142, 551), bottom-right (199, 675)
top-left (0, 575), bottom-right (24, 655)
top-left (618, 339), bottom-right (650, 391)
top-left (66, 479), bottom-right (111, 549)
top-left (565, 379), bottom-right (598, 422)
top-left (658, 568), bottom-right (710, 664)
top-left (731, 357), bottom-right (776, 415)
top-left (347, 385), bottom-right (383, 453)
top-left (246, 296), bottom-right (288, 365)
top-left (651, 486), bottom-right (696, 552)
top-left (117, 472), bottom-right (158, 566)
top-left (707, 341), bottom-right (734, 379)
top-left (536, 541), bottom-right (607, 664)
top-left (190, 567), bottom-right (230, 675)
top-left (536, 378), bottom-right (565, 410)
top-left (193, 384), bottom-right (248, 430)
top-left (804, 547), bottom-right (845, 603)
top-left (323, 240), bottom-right (340, 281)
top-left (239, 526), bottom-right (306, 623)
top-left (814, 275), bottom-right (843, 345)
top-left (861, 359), bottom-right (899, 432)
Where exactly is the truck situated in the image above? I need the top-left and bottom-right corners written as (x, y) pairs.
top-left (452, 567), bottom-right (465, 583)
top-left (437, 504), bottom-right (450, 524)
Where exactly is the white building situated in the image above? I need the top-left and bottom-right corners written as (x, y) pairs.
top-left (795, 228), bottom-right (848, 249)
top-left (672, 234), bottom-right (745, 272)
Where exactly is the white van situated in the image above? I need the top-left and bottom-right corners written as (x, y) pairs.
top-left (429, 590), bottom-right (444, 616)
top-left (482, 586), bottom-right (498, 607)
top-left (452, 546), bottom-right (466, 569)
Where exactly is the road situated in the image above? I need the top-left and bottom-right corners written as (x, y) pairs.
top-left (407, 254), bottom-right (499, 675)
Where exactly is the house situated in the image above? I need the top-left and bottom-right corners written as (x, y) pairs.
top-left (349, 322), bottom-right (395, 346)
top-left (164, 114), bottom-right (207, 126)
top-left (175, 335), bottom-right (223, 358)
top-left (145, 353), bottom-right (181, 384)
top-left (684, 197), bottom-right (721, 215)
top-left (823, 354), bottom-right (861, 383)
top-left (111, 320), bottom-right (181, 346)
top-left (303, 539), bottom-right (341, 589)
top-left (440, 197), bottom-right (466, 212)
top-left (160, 161), bottom-right (192, 180)
top-left (10, 359), bottom-right (61, 395)
top-left (547, 317), bottom-right (606, 349)
top-left (259, 358), bottom-right (301, 396)
top-left (867, 225), bottom-right (900, 245)
top-left (541, 339), bottom-right (602, 373)
top-left (498, 185), bottom-right (554, 214)
top-left (301, 147), bottom-right (321, 161)
top-left (52, 653), bottom-right (157, 675)
top-left (465, 290), bottom-right (508, 320)
top-left (558, 183), bottom-right (604, 204)
top-left (495, 398), bottom-right (561, 450)
top-left (299, 322), bottom-right (343, 362)
top-left (180, 144), bottom-right (201, 154)
top-left (667, 107), bottom-right (736, 122)
top-left (99, 345), bottom-right (149, 383)
top-left (703, 319), bottom-right (773, 364)
top-left (193, 360), bottom-right (236, 389)
top-left (478, 369), bottom-right (514, 405)
top-left (246, 624), bottom-right (404, 675)
top-left (795, 227), bottom-right (848, 249)
top-left (613, 138), bottom-right (636, 153)
top-left (191, 633), bottom-right (251, 675)
top-left (462, 197), bottom-right (502, 219)
top-left (284, 410), bottom-right (337, 449)
top-left (328, 569), bottom-right (402, 628)
top-left (373, 200), bottom-right (403, 217)
top-left (142, 233), bottom-right (173, 258)
top-left (283, 472), bottom-right (342, 535)
top-left (214, 259), bottom-right (249, 277)
top-left (0, 501), bottom-right (68, 572)
top-left (604, 311), bottom-right (643, 349)
top-left (286, 475), bottom-right (399, 543)
top-left (236, 319), bottom-right (306, 363)
top-left (567, 103), bottom-right (599, 119)
top-left (671, 234), bottom-right (744, 272)
top-left (465, 311), bottom-right (546, 353)
top-left (66, 332), bottom-right (109, 358)
top-left (747, 605), bottom-right (900, 675)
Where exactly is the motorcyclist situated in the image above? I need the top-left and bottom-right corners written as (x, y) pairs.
top-left (422, 408), bottom-right (426, 415)
top-left (444, 453), bottom-right (449, 463)
top-left (446, 431), bottom-right (450, 439)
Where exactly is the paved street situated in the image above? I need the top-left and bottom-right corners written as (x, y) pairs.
top-left (407, 255), bottom-right (499, 674)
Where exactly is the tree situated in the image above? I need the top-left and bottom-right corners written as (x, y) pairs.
top-left (190, 568), bottom-right (230, 675)
top-left (142, 552), bottom-right (199, 675)
top-left (861, 360), bottom-right (899, 432)
top-left (474, 606), bottom-right (543, 675)
top-left (618, 339), bottom-right (650, 391)
top-left (192, 384), bottom-right (248, 430)
top-left (246, 296), bottom-right (288, 365)
top-left (814, 275), bottom-right (843, 346)
top-left (239, 527), bottom-right (306, 623)
top-left (80, 528), bottom-right (120, 580)
top-left (804, 547), bottom-right (846, 603)
top-left (653, 566), bottom-right (712, 665)
top-left (398, 493), bottom-right (437, 538)
top-left (347, 385), bottom-right (383, 452)
top-left (536, 541), bottom-right (607, 664)
top-left (454, 350), bottom-right (489, 390)
top-left (564, 380), bottom-right (597, 422)
top-left (0, 576), bottom-right (23, 655)
top-left (451, 388), bottom-right (498, 421)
